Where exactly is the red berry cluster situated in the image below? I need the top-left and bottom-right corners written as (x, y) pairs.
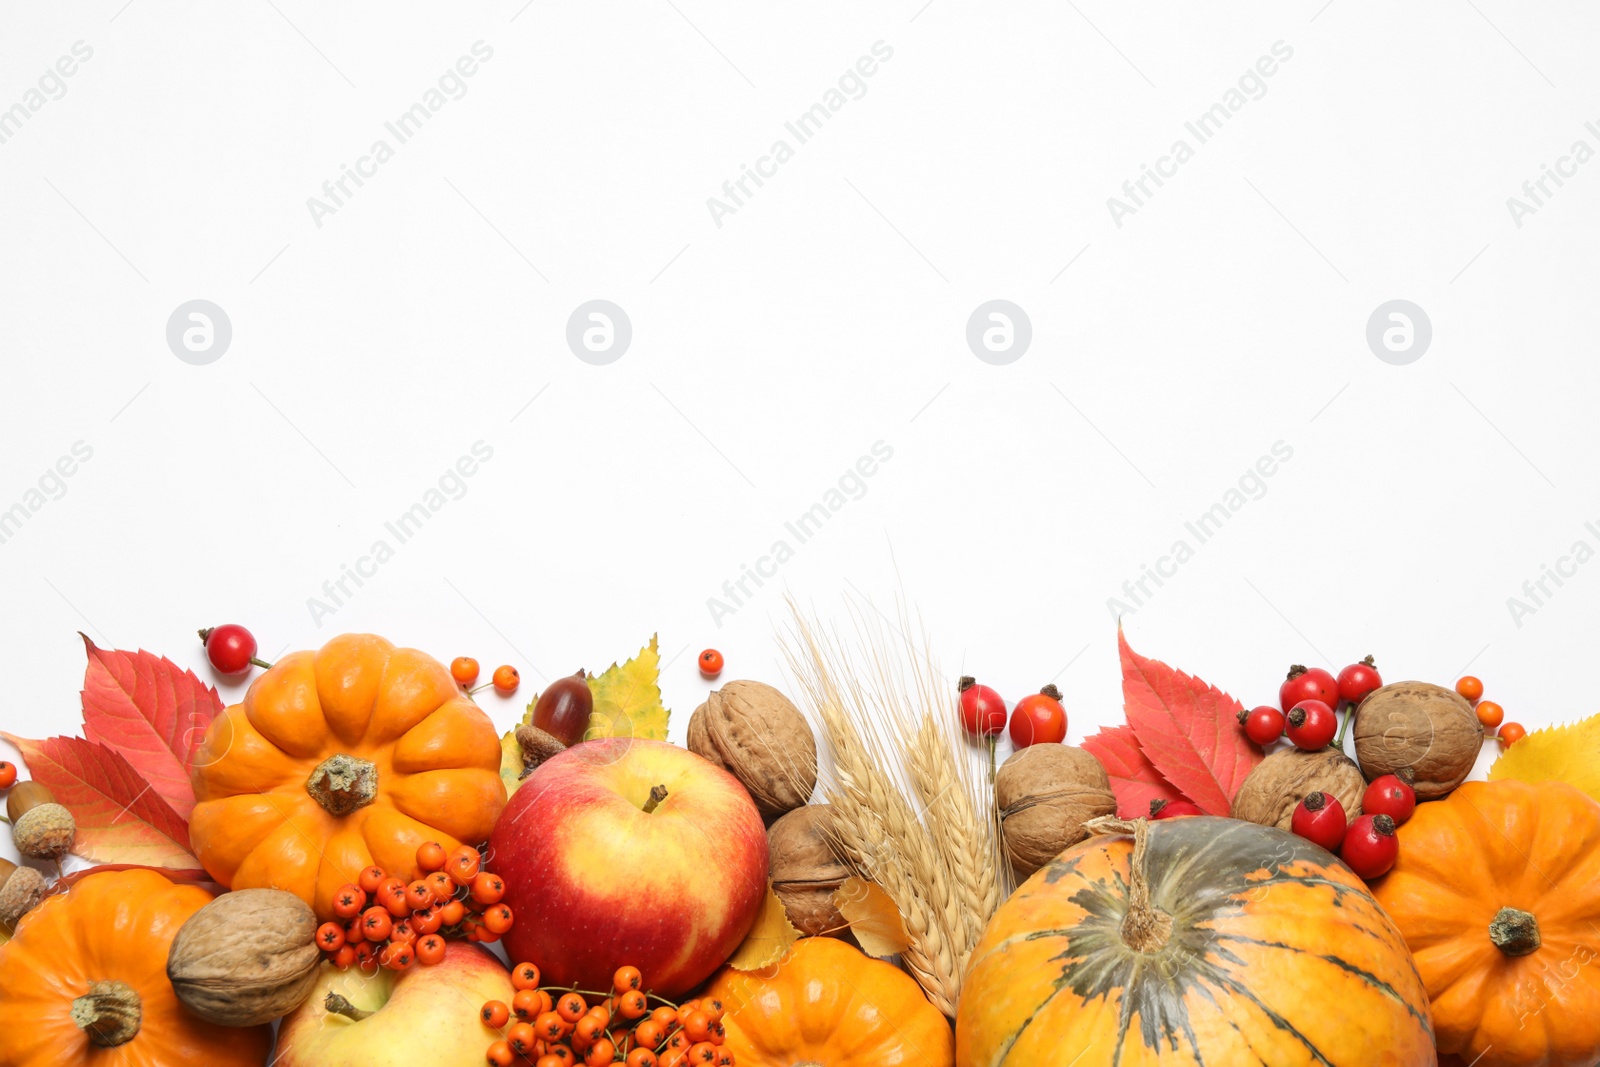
top-left (957, 678), bottom-right (1068, 749)
top-left (1290, 770), bottom-right (1415, 880)
top-left (453, 656), bottom-right (522, 696)
top-left (313, 841), bottom-right (514, 973)
top-left (1238, 657), bottom-right (1385, 752)
top-left (1456, 675), bottom-right (1526, 747)
top-left (481, 965), bottom-right (735, 1067)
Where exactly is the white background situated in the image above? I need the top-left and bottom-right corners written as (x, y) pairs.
top-left (3, 1), bottom-right (1598, 874)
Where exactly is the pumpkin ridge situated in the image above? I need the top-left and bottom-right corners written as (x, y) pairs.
top-left (1188, 978), bottom-right (1274, 1067)
top-left (1206, 969), bottom-right (1337, 1067)
top-left (1209, 932), bottom-right (1433, 1031)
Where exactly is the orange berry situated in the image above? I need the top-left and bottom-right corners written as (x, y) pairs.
top-left (534, 1011), bottom-right (568, 1042)
top-left (512, 962), bottom-right (541, 990)
top-left (1476, 700), bottom-right (1505, 729)
top-left (471, 872), bottom-right (506, 905)
top-left (665, 1031), bottom-right (692, 1054)
top-left (482, 1000), bottom-right (511, 1028)
top-left (1500, 722), bottom-right (1527, 747)
top-left (380, 941), bottom-right (415, 971)
top-left (613, 965), bottom-right (642, 994)
top-left (574, 1016), bottom-right (605, 1044)
top-left (447, 845), bottom-right (482, 885)
top-left (492, 665), bottom-right (520, 694)
top-left (537, 1057), bottom-right (566, 1067)
top-left (699, 998), bottom-right (724, 1022)
top-left (513, 989), bottom-right (543, 1021)
top-left (379, 880), bottom-right (411, 918)
top-left (682, 1010), bottom-right (712, 1043)
top-left (546, 1049), bottom-right (574, 1066)
top-left (417, 840), bottom-right (448, 872)
top-left (390, 918), bottom-right (417, 944)
top-left (627, 1050), bottom-right (659, 1067)
top-left (584, 1039), bottom-right (617, 1067)
top-left (507, 1022), bottom-right (538, 1056)
top-left (415, 934), bottom-right (446, 965)
top-left (357, 865), bottom-right (387, 894)
top-left (316, 921), bottom-right (346, 952)
top-left (405, 880), bottom-right (435, 911)
top-left (486, 1040), bottom-right (515, 1067)
top-left (451, 657), bottom-right (480, 687)
top-left (352, 941), bottom-right (378, 972)
top-left (711, 1050), bottom-right (735, 1067)
top-left (633, 1020), bottom-right (665, 1049)
top-left (698, 649), bottom-right (724, 679)
top-left (360, 906), bottom-right (393, 941)
top-left (440, 898), bottom-right (467, 925)
top-left (0, 762), bottom-right (16, 790)
top-left (650, 1006), bottom-right (678, 1028)
top-left (556, 993), bottom-right (588, 1024)
top-left (1455, 675), bottom-right (1484, 702)
top-left (482, 903), bottom-right (514, 934)
top-left (331, 884), bottom-right (367, 919)
top-left (618, 990), bottom-right (648, 1020)
top-left (331, 943), bottom-right (358, 969)
top-left (687, 1043), bottom-right (717, 1065)
top-left (424, 870), bottom-right (455, 899)
top-left (411, 906), bottom-right (443, 935)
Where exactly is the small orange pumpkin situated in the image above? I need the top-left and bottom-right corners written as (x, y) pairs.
top-left (189, 634), bottom-right (506, 918)
top-left (1372, 779), bottom-right (1600, 1067)
top-left (701, 936), bottom-right (954, 1066)
top-left (0, 869), bottom-right (273, 1067)
top-left (958, 816), bottom-right (1434, 1066)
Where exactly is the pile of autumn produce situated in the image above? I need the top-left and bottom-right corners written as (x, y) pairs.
top-left (0, 617), bottom-right (1596, 1067)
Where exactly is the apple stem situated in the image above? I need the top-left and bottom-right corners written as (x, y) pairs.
top-left (324, 992), bottom-right (373, 1022)
top-left (642, 784), bottom-right (668, 815)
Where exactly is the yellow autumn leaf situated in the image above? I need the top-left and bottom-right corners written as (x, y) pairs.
top-left (500, 637), bottom-right (671, 795)
top-left (1488, 713), bottom-right (1600, 803)
top-left (832, 875), bottom-right (910, 958)
top-left (724, 882), bottom-right (801, 971)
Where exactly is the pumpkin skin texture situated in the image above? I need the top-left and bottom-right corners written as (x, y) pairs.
top-left (702, 936), bottom-right (954, 1067)
top-left (1371, 779), bottom-right (1600, 1067)
top-left (0, 869), bottom-right (273, 1067)
top-left (189, 633), bottom-right (506, 918)
top-left (957, 816), bottom-right (1434, 1067)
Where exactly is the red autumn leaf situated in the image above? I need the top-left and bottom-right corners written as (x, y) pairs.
top-left (2, 733), bottom-right (198, 869)
top-left (77, 634), bottom-right (223, 820)
top-left (1081, 724), bottom-right (1189, 819)
top-left (1119, 627), bottom-right (1261, 816)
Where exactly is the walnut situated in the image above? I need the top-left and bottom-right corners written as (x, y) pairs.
top-left (167, 888), bottom-right (322, 1026)
top-left (995, 745), bottom-right (1116, 878)
top-left (688, 681), bottom-right (817, 819)
top-left (1230, 747), bottom-right (1366, 830)
top-left (767, 804), bottom-right (851, 938)
top-left (1352, 681), bottom-right (1483, 798)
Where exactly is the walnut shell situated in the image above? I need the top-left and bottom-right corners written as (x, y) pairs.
top-left (767, 804), bottom-right (851, 938)
top-left (995, 745), bottom-right (1116, 878)
top-left (167, 888), bottom-right (322, 1026)
top-left (1352, 681), bottom-right (1483, 798)
top-left (688, 680), bottom-right (817, 819)
top-left (1230, 747), bottom-right (1366, 830)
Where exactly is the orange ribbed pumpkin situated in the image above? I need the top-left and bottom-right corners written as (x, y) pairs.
top-left (189, 634), bottom-right (506, 918)
top-left (1371, 779), bottom-right (1600, 1067)
top-left (0, 869), bottom-right (272, 1067)
top-left (703, 936), bottom-right (954, 1066)
top-left (957, 817), bottom-right (1434, 1067)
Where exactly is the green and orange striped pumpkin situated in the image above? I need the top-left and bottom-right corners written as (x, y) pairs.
top-left (956, 816), bottom-right (1434, 1067)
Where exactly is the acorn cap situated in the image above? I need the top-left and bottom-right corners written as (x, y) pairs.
top-left (0, 861), bottom-right (48, 926)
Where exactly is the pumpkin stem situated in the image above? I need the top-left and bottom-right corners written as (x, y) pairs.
top-left (642, 785), bottom-right (668, 814)
top-left (1085, 815), bottom-right (1173, 953)
top-left (71, 980), bottom-right (141, 1047)
top-left (306, 754), bottom-right (378, 817)
top-left (1489, 907), bottom-right (1541, 957)
top-left (325, 991), bottom-right (374, 1022)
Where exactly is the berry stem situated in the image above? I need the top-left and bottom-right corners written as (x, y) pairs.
top-left (1335, 702), bottom-right (1354, 749)
top-left (249, 656), bottom-right (273, 670)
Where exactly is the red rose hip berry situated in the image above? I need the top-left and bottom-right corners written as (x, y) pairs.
top-left (1285, 699), bottom-right (1337, 750)
top-left (957, 677), bottom-right (1007, 738)
top-left (1341, 813), bottom-right (1399, 880)
top-left (1008, 685), bottom-right (1067, 748)
top-left (1238, 705), bottom-right (1286, 746)
top-left (1361, 769), bottom-right (1417, 826)
top-left (1291, 791), bottom-right (1348, 851)
top-left (1279, 665), bottom-right (1339, 714)
top-left (199, 624), bottom-right (266, 677)
top-left (1336, 655), bottom-right (1383, 706)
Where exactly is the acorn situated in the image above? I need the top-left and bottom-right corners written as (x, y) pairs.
top-left (8, 781), bottom-right (75, 860)
top-left (0, 857), bottom-right (47, 927)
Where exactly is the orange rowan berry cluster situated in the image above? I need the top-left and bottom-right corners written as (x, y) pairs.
top-left (313, 840), bottom-right (514, 973)
top-left (481, 964), bottom-right (735, 1067)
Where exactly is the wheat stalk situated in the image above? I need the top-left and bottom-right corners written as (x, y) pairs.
top-left (780, 599), bottom-right (1002, 1017)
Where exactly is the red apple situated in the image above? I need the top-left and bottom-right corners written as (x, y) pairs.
top-left (274, 941), bottom-right (514, 1067)
top-left (489, 737), bottom-right (768, 996)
